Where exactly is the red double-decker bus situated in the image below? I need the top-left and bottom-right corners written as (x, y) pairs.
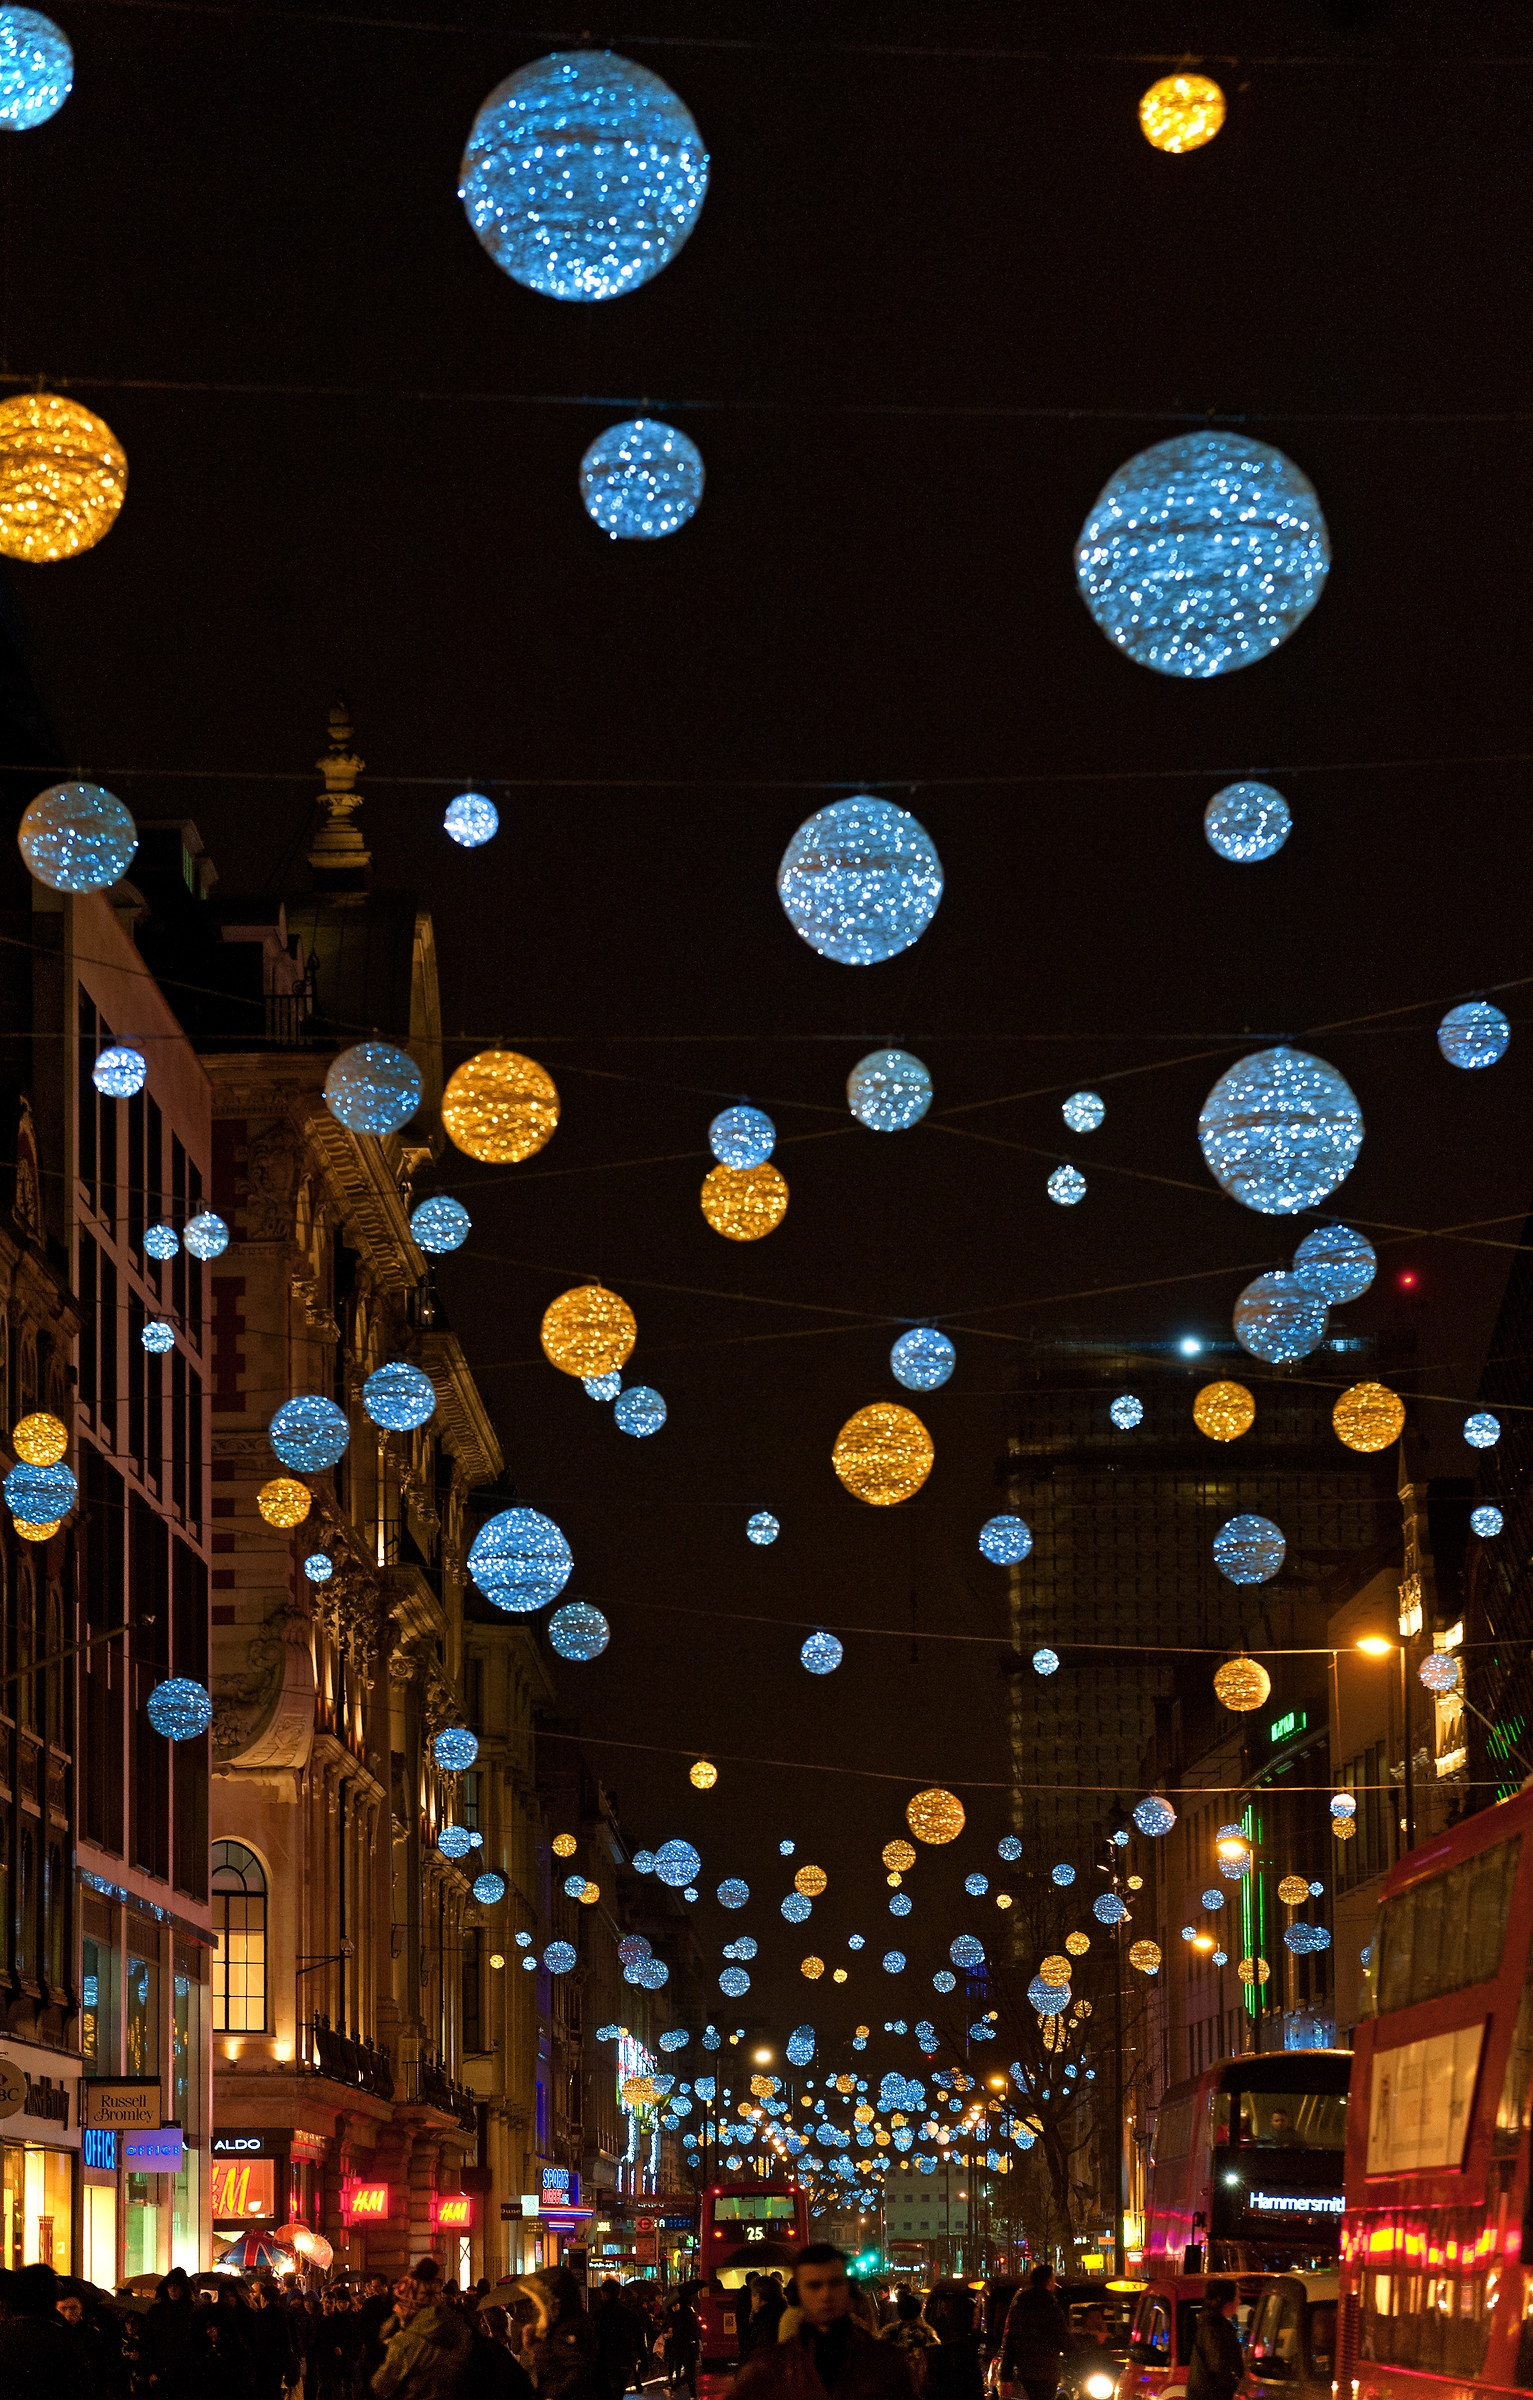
top-left (1340, 1779), bottom-right (1533, 2400)
top-left (1145, 2053), bottom-right (1352, 2273)
top-left (696, 2178), bottom-right (808, 2365)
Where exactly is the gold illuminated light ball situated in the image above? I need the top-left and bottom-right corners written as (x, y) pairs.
top-left (1065, 1930), bottom-right (1091, 1957)
top-left (1039, 1953), bottom-right (1072, 1987)
top-left (795, 1864), bottom-right (828, 1897)
top-left (580, 1881), bottom-right (599, 1904)
top-left (700, 1161), bottom-right (789, 1242)
top-left (442, 1048), bottom-right (559, 1163)
top-left (12, 1410), bottom-right (68, 1466)
top-left (540, 1282), bottom-right (637, 1378)
top-left (0, 393), bottom-right (128, 564)
top-left (885, 1871), bottom-right (902, 1889)
top-left (1238, 1955), bottom-right (1271, 1987)
top-left (996, 1891), bottom-right (1013, 1910)
top-left (1333, 1816), bottom-right (1357, 1842)
top-left (1129, 1939), bottom-right (1163, 1974)
top-left (490, 1952), bottom-right (505, 1970)
top-left (854, 2102), bottom-right (874, 2125)
top-left (1213, 1654), bottom-right (1272, 1714)
top-left (1127, 1874), bottom-right (1144, 1892)
top-left (833, 1967), bottom-right (848, 1983)
top-left (1194, 1380), bottom-right (1255, 1442)
top-left (882, 1839), bottom-right (916, 1872)
top-left (258, 1477), bottom-right (311, 1529)
top-left (621, 2073), bottom-right (657, 2107)
top-left (1278, 1874), bottom-right (1310, 1906)
top-left (906, 1786), bottom-right (965, 1845)
top-left (15, 1515), bottom-right (60, 1542)
top-left (855, 2024), bottom-right (870, 2040)
top-left (801, 1955), bottom-right (825, 1980)
top-left (552, 1833), bottom-right (578, 1858)
top-left (1333, 1380), bottom-right (1406, 1454)
top-left (690, 1758), bottom-right (718, 1790)
top-left (833, 1403), bottom-right (934, 1506)
top-left (1138, 73), bottom-right (1226, 154)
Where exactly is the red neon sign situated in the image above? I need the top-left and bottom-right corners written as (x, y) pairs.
top-left (435, 2195), bottom-right (473, 2227)
top-left (344, 2181), bottom-right (390, 2222)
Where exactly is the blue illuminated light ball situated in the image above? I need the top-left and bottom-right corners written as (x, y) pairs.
top-left (93, 1045), bottom-right (145, 1098)
top-left (1213, 1513), bottom-right (1286, 1585)
top-left (303, 1552), bottom-right (333, 1584)
top-left (438, 1825), bottom-right (473, 1859)
top-left (562, 1873), bottom-right (587, 1900)
top-left (719, 1966), bottom-right (750, 1998)
top-left (1293, 1222), bottom-right (1375, 1304)
top-left (434, 1726), bottom-right (479, 1770)
top-left (4, 1458), bottom-right (75, 1521)
top-left (778, 797), bottom-right (942, 967)
top-left (1234, 1270), bottom-right (1328, 1365)
top-left (1093, 1892), bottom-right (1128, 1925)
top-left (1204, 782), bottom-right (1292, 862)
top-left (444, 791), bottom-right (499, 847)
top-left (889, 1893), bottom-right (912, 1916)
top-left (549, 1601), bottom-right (610, 1661)
top-left (890, 1328), bottom-right (955, 1391)
top-left (459, 50), bottom-right (709, 302)
top-left (581, 418), bottom-right (703, 539)
top-left (781, 1892), bottom-right (811, 1923)
top-left (747, 1510), bottom-right (779, 1545)
top-left (998, 1836), bottom-right (1022, 1862)
top-left (1048, 1165), bottom-right (1086, 1206)
top-left (801, 1630), bottom-right (843, 1675)
top-left (1110, 1394), bottom-right (1143, 1430)
top-left (786, 2027), bottom-right (815, 2067)
top-left (932, 1969), bottom-right (956, 1993)
top-left (780, 1839), bottom-right (796, 1855)
top-left (1200, 1046), bottom-right (1363, 1215)
top-left (183, 1210), bottom-right (229, 1261)
top-left (632, 1955), bottom-right (668, 1989)
top-left (1075, 432), bottom-right (1330, 678)
top-left (882, 1952), bottom-right (906, 1974)
top-left (1133, 1795), bottom-right (1177, 1837)
top-left (544, 1941), bottom-right (577, 1974)
top-left (1438, 1001), bottom-right (1509, 1070)
top-left (979, 1515), bottom-right (1032, 1566)
top-left (516, 1930), bottom-right (534, 1948)
top-left (1464, 1412), bottom-right (1500, 1449)
top-left (468, 1508), bottom-right (573, 1612)
top-left (847, 1049), bottom-right (933, 1132)
top-left (146, 1677), bottom-right (212, 1741)
top-left (965, 1872), bottom-right (989, 1896)
top-left (270, 1395), bottom-right (350, 1473)
top-left (1283, 1922), bottom-right (1331, 1956)
top-left (710, 1105), bottom-right (775, 1168)
top-left (631, 1852), bottom-right (655, 1875)
top-left (717, 1878), bottom-right (749, 1908)
top-left (18, 781), bottom-right (135, 890)
top-left (140, 1320), bottom-right (174, 1354)
top-left (1062, 1091), bottom-right (1104, 1133)
top-left (614, 1384), bottom-right (666, 1437)
top-left (363, 1361), bottom-right (436, 1432)
top-left (950, 1933), bottom-right (985, 1969)
top-left (324, 1042), bottom-right (422, 1138)
top-left (0, 9), bottom-right (70, 128)
top-left (1029, 1977), bottom-right (1070, 2016)
top-left (143, 1224), bottom-right (179, 1260)
top-left (584, 1372), bottom-right (621, 1400)
top-left (1052, 1863), bottom-right (1075, 1887)
top-left (1033, 1649), bottom-right (1060, 1677)
top-left (1472, 1505), bottom-right (1504, 1537)
top-left (1202, 1887), bottom-right (1227, 1910)
top-left (655, 1840), bottom-right (700, 1889)
top-left (473, 1871), bottom-right (507, 1904)
top-left (411, 1195), bottom-right (471, 1254)
top-left (848, 1934), bottom-right (864, 1951)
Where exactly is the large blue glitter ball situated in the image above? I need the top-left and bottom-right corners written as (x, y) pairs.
top-left (1234, 1270), bottom-right (1328, 1364)
top-left (544, 1940), bottom-right (577, 1974)
top-left (1213, 1513), bottom-right (1286, 1584)
top-left (411, 1195), bottom-right (471, 1254)
top-left (459, 50), bottom-right (708, 302)
top-left (710, 1105), bottom-right (775, 1168)
top-left (781, 1892), bottom-right (812, 1923)
top-left (1293, 1222), bottom-right (1375, 1304)
top-left (747, 1510), bottom-right (779, 1545)
top-left (1029, 1976), bottom-right (1071, 2015)
top-left (718, 1878), bottom-right (749, 1908)
top-left (614, 1384), bottom-right (666, 1437)
top-left (1133, 1794), bottom-right (1177, 1837)
top-left (950, 1935), bottom-right (985, 1969)
top-left (434, 1727), bottom-right (479, 1770)
top-left (883, 1951), bottom-right (906, 1974)
top-left (141, 1320), bottom-right (175, 1355)
top-left (998, 1835), bottom-right (1022, 1862)
top-left (444, 791), bottom-right (499, 848)
top-left (549, 1601), bottom-right (610, 1660)
top-left (468, 1507), bottom-right (573, 1612)
top-left (719, 1966), bottom-right (750, 1997)
top-left (143, 1223), bottom-right (179, 1260)
top-left (93, 1045), bottom-right (146, 1099)
top-left (800, 1629), bottom-right (843, 1675)
top-left (1093, 1891), bottom-right (1128, 1924)
top-left (655, 1839), bottom-right (701, 1888)
top-left (787, 2027), bottom-right (816, 2066)
top-left (1062, 1090), bottom-right (1104, 1133)
top-left (1473, 1505), bottom-right (1504, 1537)
top-left (363, 1361), bottom-right (436, 1432)
top-left (1438, 1000), bottom-right (1510, 1070)
top-left (1051, 1863), bottom-right (1075, 1886)
top-left (979, 1515), bottom-right (1032, 1566)
top-left (324, 1042), bottom-right (422, 1137)
top-left (269, 1394), bottom-right (350, 1472)
top-left (581, 418), bottom-right (704, 540)
top-left (18, 781), bottom-right (136, 891)
top-left (5, 1458), bottom-right (75, 1521)
top-left (473, 1871), bottom-right (507, 1904)
top-left (1075, 432), bottom-right (1330, 678)
top-left (778, 797), bottom-right (943, 967)
top-left (438, 1825), bottom-right (474, 1858)
top-left (1204, 781), bottom-right (1292, 863)
top-left (146, 1677), bottom-right (212, 1741)
top-left (1110, 1394), bottom-right (1143, 1429)
top-left (183, 1210), bottom-right (229, 1261)
top-left (1464, 1411), bottom-right (1500, 1449)
top-left (0, 9), bottom-right (70, 127)
top-left (1199, 1045), bottom-right (1363, 1214)
top-left (890, 1328), bottom-right (955, 1391)
top-left (847, 1049), bottom-right (933, 1132)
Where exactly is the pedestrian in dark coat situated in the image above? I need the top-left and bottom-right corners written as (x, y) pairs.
top-left (735, 2246), bottom-right (913, 2400)
top-left (999, 2267), bottom-right (1071, 2400)
top-left (1187, 2285), bottom-right (1246, 2400)
top-left (0, 2265), bottom-right (93, 2400)
top-left (591, 2281), bottom-right (644, 2400)
top-left (141, 2267), bottom-right (210, 2400)
top-left (519, 2270), bottom-right (604, 2400)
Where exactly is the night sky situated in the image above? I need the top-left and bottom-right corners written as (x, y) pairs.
top-left (6, 0), bottom-right (1532, 2045)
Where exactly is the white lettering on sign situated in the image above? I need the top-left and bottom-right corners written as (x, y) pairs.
top-left (1250, 2191), bottom-right (1345, 2216)
top-left (744, 2225), bottom-right (766, 2241)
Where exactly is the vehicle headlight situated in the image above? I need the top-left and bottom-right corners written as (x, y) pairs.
top-left (1086, 2377), bottom-right (1116, 2397)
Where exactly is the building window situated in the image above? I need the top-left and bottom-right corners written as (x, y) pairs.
top-left (211, 1840), bottom-right (267, 2032)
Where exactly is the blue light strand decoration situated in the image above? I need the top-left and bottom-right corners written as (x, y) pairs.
top-left (323, 1042), bottom-right (422, 1137)
top-left (145, 1678), bottom-right (212, 1741)
top-left (710, 1106), bottom-right (775, 1168)
top-left (1204, 781), bottom-right (1292, 862)
top-left (17, 780), bottom-right (135, 889)
top-left (1213, 1513), bottom-right (1287, 1585)
top-left (1199, 1045), bottom-right (1363, 1215)
top-left (269, 1395), bottom-right (350, 1472)
top-left (363, 1361), bottom-right (436, 1432)
top-left (847, 1049), bottom-right (932, 1131)
top-left (581, 418), bottom-right (704, 539)
top-left (411, 1195), bottom-right (471, 1254)
top-left (1293, 1222), bottom-right (1375, 1303)
top-left (777, 797), bottom-right (942, 967)
top-left (434, 1728), bottom-right (479, 1770)
top-left (1233, 1270), bottom-right (1329, 1364)
top-left (890, 1328), bottom-right (954, 1391)
top-left (4, 1459), bottom-right (75, 1521)
top-left (549, 1602), bottom-right (610, 1660)
top-left (468, 1508), bottom-right (573, 1612)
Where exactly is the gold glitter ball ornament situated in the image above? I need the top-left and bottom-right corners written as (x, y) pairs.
top-left (12, 1410), bottom-right (68, 1466)
top-left (885, 1871), bottom-right (902, 1888)
top-left (833, 1967), bottom-right (848, 1982)
top-left (1138, 73), bottom-right (1226, 154)
top-left (1278, 1874), bottom-right (1310, 1905)
top-left (690, 1758), bottom-right (718, 1790)
top-left (621, 2073), bottom-right (657, 2107)
top-left (906, 1786), bottom-right (965, 1845)
top-left (15, 1515), bottom-right (60, 1542)
top-left (855, 2025), bottom-right (870, 2040)
top-left (1129, 1939), bottom-right (1163, 1973)
top-left (882, 1839), bottom-right (916, 1872)
top-left (996, 1892), bottom-right (1013, 1909)
top-left (1194, 1380), bottom-right (1255, 1442)
top-left (854, 2103), bottom-right (874, 2125)
top-left (701, 1160), bottom-right (789, 1242)
top-left (833, 1403), bottom-right (934, 1506)
top-left (580, 1881), bottom-right (599, 1904)
top-left (0, 393), bottom-right (128, 563)
top-left (1333, 1380), bottom-right (1406, 1454)
top-left (795, 1864), bottom-right (828, 1897)
top-left (442, 1048), bottom-right (559, 1163)
top-left (1214, 1654), bottom-right (1272, 1713)
top-left (490, 1953), bottom-right (505, 1969)
top-left (1065, 1930), bottom-right (1091, 1956)
top-left (801, 1955), bottom-right (825, 1980)
top-left (540, 1282), bottom-right (637, 1378)
top-left (552, 1833), bottom-right (578, 1858)
top-left (1239, 1955), bottom-right (1271, 1987)
top-left (751, 2075), bottom-right (776, 2098)
top-left (1039, 1953), bottom-right (1072, 1987)
top-left (1333, 1815), bottom-right (1357, 1842)
top-left (258, 1477), bottom-right (311, 1529)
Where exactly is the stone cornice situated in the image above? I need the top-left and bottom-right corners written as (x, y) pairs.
top-left (417, 1329), bottom-right (502, 1488)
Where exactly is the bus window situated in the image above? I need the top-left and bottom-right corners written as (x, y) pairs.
top-left (711, 2196), bottom-right (799, 2220)
top-left (1374, 1836), bottom-right (1521, 2014)
top-left (1212, 2092), bottom-right (1231, 2146)
top-left (1230, 2091), bottom-right (1347, 2149)
top-left (1155, 2100), bottom-right (1194, 2161)
top-left (1495, 1958), bottom-right (1533, 2154)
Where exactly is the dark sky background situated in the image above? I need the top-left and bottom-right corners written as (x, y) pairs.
top-left (6, 0), bottom-right (1533, 2049)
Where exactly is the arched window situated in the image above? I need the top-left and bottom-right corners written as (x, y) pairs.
top-left (211, 1840), bottom-right (267, 2032)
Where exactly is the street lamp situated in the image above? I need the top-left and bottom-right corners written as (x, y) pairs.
top-left (1356, 1633), bottom-right (1414, 1850)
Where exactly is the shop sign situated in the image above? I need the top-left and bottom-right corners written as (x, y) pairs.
top-left (125, 2127), bottom-right (185, 2174)
top-left (290, 2130), bottom-right (328, 2162)
top-left (434, 2196), bottom-right (473, 2227)
top-left (212, 2160), bottom-right (277, 2221)
top-left (520, 2194), bottom-right (541, 2216)
top-left (0, 2056), bottom-right (24, 2121)
top-left (212, 2134), bottom-right (272, 2156)
top-left (500, 2201), bottom-right (522, 2221)
top-left (84, 2130), bottom-right (118, 2172)
top-left (84, 2079), bottom-right (162, 2132)
top-left (541, 2167), bottom-right (576, 2207)
top-left (343, 2181), bottom-right (390, 2222)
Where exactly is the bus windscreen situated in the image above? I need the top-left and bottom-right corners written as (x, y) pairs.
top-left (712, 2196), bottom-right (799, 2221)
top-left (1225, 2090), bottom-right (1347, 2150)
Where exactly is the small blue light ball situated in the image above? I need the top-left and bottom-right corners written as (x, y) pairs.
top-left (932, 1970), bottom-right (956, 1993)
top-left (1472, 1505), bottom-right (1504, 1537)
top-left (964, 1873), bottom-right (989, 1897)
top-left (438, 1825), bottom-right (474, 1858)
top-left (1293, 1222), bottom-right (1375, 1304)
top-left (1029, 1976), bottom-right (1070, 2015)
top-left (270, 1394), bottom-right (350, 1473)
top-left (614, 1385), bottom-right (666, 1437)
top-left (146, 1677), bottom-right (212, 1741)
top-left (563, 1873), bottom-right (587, 1900)
top-left (0, 9), bottom-right (70, 128)
top-left (882, 1951), bottom-right (906, 1974)
top-left (1201, 1888), bottom-right (1226, 1910)
top-left (323, 1041), bottom-right (423, 1138)
top-left (1213, 1513), bottom-right (1287, 1585)
top-left (434, 1727), bottom-right (479, 1771)
top-left (655, 1839), bottom-right (700, 1889)
top-left (363, 1360), bottom-right (436, 1432)
top-left (1204, 782), bottom-right (1292, 862)
top-left (747, 1510), bottom-right (779, 1545)
top-left (890, 1328), bottom-right (954, 1391)
top-left (1110, 1394), bottom-right (1143, 1429)
top-left (780, 1839), bottom-right (796, 1855)
top-left (143, 1224), bottom-right (179, 1260)
top-left (93, 1045), bottom-right (146, 1099)
top-left (781, 1892), bottom-right (811, 1924)
top-left (584, 1371), bottom-right (622, 1401)
top-left (1048, 1165), bottom-right (1087, 1206)
top-left (1032, 1648), bottom-right (1060, 1677)
top-left (979, 1515), bottom-right (1032, 1566)
top-left (4, 1458), bottom-right (75, 1522)
top-left (473, 1871), bottom-right (507, 1904)
top-left (1093, 1891), bottom-right (1128, 1925)
top-left (709, 1105), bottom-right (775, 1168)
top-left (549, 1601), bottom-right (610, 1661)
top-left (778, 796), bottom-right (942, 967)
top-left (1051, 1863), bottom-right (1075, 1886)
top-left (847, 1049), bottom-right (932, 1132)
top-left (140, 1320), bottom-right (174, 1354)
top-left (411, 1195), bottom-right (471, 1254)
top-left (544, 1940), bottom-right (577, 1975)
top-left (1062, 1090), bottom-right (1104, 1134)
top-left (581, 418), bottom-right (704, 540)
top-left (998, 1836), bottom-right (1022, 1862)
top-left (1134, 1794), bottom-right (1177, 1837)
top-left (1438, 1001), bottom-right (1509, 1071)
top-left (1200, 1045), bottom-right (1363, 1216)
top-left (444, 791), bottom-right (499, 848)
top-left (1465, 1412), bottom-right (1500, 1449)
top-left (889, 1892), bottom-right (912, 1916)
top-left (183, 1211), bottom-right (228, 1261)
top-left (18, 780), bottom-right (134, 890)
top-left (719, 1966), bottom-right (750, 1997)
top-left (800, 1630), bottom-right (843, 1675)
top-left (717, 1879), bottom-right (749, 1908)
top-left (303, 1552), bottom-right (333, 1584)
top-left (468, 1508), bottom-right (573, 1612)
top-left (1234, 1270), bottom-right (1328, 1364)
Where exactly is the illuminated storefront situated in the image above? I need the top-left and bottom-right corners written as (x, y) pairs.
top-left (0, 2048), bottom-right (80, 2274)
